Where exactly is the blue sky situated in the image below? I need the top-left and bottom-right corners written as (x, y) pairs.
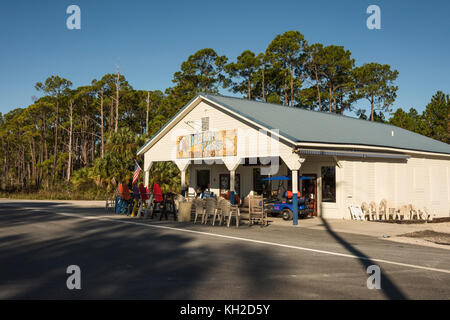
top-left (0, 0), bottom-right (449, 116)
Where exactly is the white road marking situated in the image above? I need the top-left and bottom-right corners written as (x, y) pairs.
top-left (55, 212), bottom-right (450, 274)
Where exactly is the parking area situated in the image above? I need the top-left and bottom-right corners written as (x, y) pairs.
top-left (0, 200), bottom-right (449, 299)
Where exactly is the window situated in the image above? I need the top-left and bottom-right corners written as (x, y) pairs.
top-left (321, 166), bottom-right (336, 203)
top-left (201, 117), bottom-right (209, 131)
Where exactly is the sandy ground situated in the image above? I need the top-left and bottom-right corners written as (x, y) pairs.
top-left (269, 215), bottom-right (450, 250)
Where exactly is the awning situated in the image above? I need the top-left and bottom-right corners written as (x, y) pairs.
top-left (295, 148), bottom-right (410, 160)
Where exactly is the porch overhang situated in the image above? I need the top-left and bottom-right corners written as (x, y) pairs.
top-left (294, 148), bottom-right (410, 160)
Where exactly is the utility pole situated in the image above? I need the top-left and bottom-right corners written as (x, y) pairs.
top-left (115, 59), bottom-right (120, 133)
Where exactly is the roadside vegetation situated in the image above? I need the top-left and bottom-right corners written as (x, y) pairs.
top-left (0, 31), bottom-right (448, 200)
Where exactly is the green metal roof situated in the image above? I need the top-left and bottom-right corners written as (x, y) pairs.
top-left (138, 93), bottom-right (450, 156)
top-left (202, 94), bottom-right (450, 155)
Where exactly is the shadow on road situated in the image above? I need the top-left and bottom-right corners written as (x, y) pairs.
top-left (0, 201), bottom-right (410, 299)
top-left (320, 217), bottom-right (407, 299)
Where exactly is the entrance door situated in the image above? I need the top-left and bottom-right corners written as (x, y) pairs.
top-left (301, 174), bottom-right (317, 216)
top-left (219, 174), bottom-right (240, 198)
top-left (196, 170), bottom-right (210, 194)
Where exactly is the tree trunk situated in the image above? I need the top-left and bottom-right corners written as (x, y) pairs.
top-left (52, 100), bottom-right (59, 182)
top-left (115, 71), bottom-right (120, 133)
top-left (146, 91), bottom-right (150, 134)
top-left (333, 95), bottom-right (337, 113)
top-left (82, 115), bottom-right (88, 165)
top-left (284, 70), bottom-right (288, 106)
top-left (109, 97), bottom-right (114, 135)
top-left (29, 140), bottom-right (36, 185)
top-left (328, 86), bottom-right (332, 112)
top-left (290, 66), bottom-right (294, 107)
top-left (314, 64), bottom-right (322, 111)
top-left (100, 92), bottom-right (104, 158)
top-left (248, 78), bottom-right (251, 100)
top-left (90, 132), bottom-right (95, 163)
top-left (262, 68), bottom-right (265, 102)
top-left (371, 95), bottom-right (375, 121)
top-left (67, 100), bottom-right (73, 181)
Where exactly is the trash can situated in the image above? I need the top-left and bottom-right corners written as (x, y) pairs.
top-left (178, 201), bottom-right (192, 222)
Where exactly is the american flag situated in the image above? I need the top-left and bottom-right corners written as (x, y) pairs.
top-left (132, 161), bottom-right (141, 185)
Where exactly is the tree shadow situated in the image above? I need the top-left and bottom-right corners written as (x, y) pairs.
top-left (319, 217), bottom-right (407, 299)
top-left (0, 201), bottom-right (411, 299)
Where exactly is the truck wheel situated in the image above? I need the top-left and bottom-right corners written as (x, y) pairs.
top-left (282, 209), bottom-right (292, 221)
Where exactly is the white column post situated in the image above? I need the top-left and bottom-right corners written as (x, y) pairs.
top-left (230, 170), bottom-right (236, 204)
top-left (281, 154), bottom-right (306, 226)
top-left (174, 160), bottom-right (190, 196)
top-left (144, 161), bottom-right (153, 188)
top-left (224, 157), bottom-right (242, 205)
top-left (292, 169), bottom-right (299, 225)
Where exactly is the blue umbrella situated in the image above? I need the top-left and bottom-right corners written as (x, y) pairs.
top-left (262, 176), bottom-right (291, 181)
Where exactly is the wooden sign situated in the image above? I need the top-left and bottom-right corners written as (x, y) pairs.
top-left (176, 129), bottom-right (237, 159)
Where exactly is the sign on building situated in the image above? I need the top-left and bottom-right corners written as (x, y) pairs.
top-left (176, 129), bottom-right (237, 159)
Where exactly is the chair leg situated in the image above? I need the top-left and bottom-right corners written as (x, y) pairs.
top-left (236, 215), bottom-right (239, 228)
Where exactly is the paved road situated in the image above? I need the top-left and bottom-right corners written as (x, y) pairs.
top-left (0, 201), bottom-right (449, 299)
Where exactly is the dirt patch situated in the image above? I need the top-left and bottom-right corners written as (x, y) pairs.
top-left (399, 230), bottom-right (450, 245)
top-left (372, 220), bottom-right (427, 224)
top-left (370, 217), bottom-right (450, 224)
top-left (429, 217), bottom-right (450, 223)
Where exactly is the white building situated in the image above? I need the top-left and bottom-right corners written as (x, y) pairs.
top-left (137, 94), bottom-right (450, 221)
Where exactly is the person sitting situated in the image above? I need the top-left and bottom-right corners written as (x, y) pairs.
top-left (202, 184), bottom-right (212, 198)
top-left (131, 183), bottom-right (140, 217)
top-left (117, 182), bottom-right (132, 214)
top-left (225, 190), bottom-right (240, 205)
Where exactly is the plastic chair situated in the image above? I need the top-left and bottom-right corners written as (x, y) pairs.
top-left (203, 197), bottom-right (217, 224)
top-left (193, 198), bottom-right (205, 224)
top-left (361, 202), bottom-right (371, 221)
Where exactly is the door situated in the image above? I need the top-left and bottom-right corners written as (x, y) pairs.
top-left (301, 174), bottom-right (317, 216)
top-left (196, 170), bottom-right (210, 194)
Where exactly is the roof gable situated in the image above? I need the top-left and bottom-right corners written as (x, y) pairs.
top-left (138, 93), bottom-right (450, 156)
